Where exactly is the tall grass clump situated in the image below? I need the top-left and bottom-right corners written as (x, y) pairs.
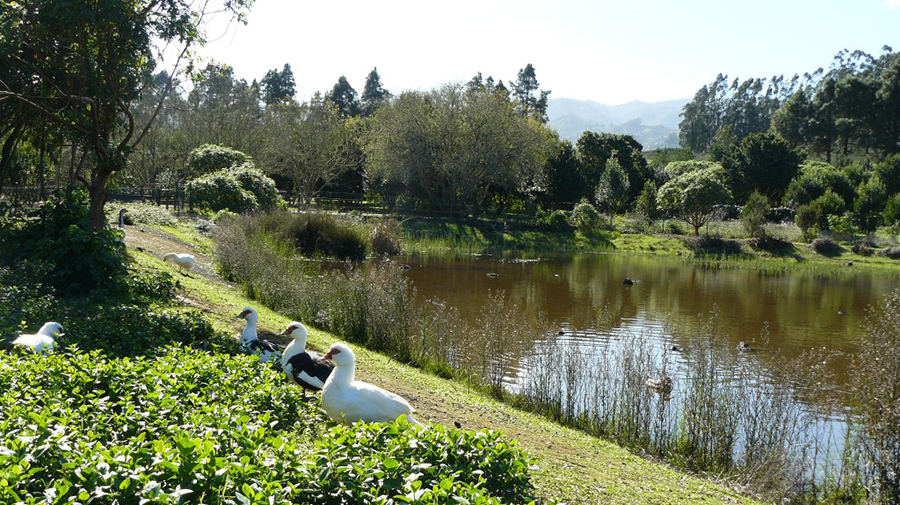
top-left (851, 290), bottom-right (900, 502)
top-left (254, 210), bottom-right (367, 260)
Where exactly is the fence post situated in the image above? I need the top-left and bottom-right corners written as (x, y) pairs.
top-left (155, 188), bottom-right (160, 206)
top-left (188, 183), bottom-right (193, 212)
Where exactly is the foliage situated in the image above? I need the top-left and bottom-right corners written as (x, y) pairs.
top-left (852, 290), bottom-right (900, 502)
top-left (259, 63), bottom-right (296, 105)
top-left (740, 192), bottom-right (770, 238)
top-left (0, 0), bottom-right (252, 228)
top-left (634, 181), bottom-right (660, 222)
top-left (568, 199), bottom-right (601, 233)
top-left (253, 211), bottom-right (368, 261)
top-left (536, 209), bottom-right (571, 231)
top-left (658, 167), bottom-right (734, 236)
top-left (662, 160), bottom-right (723, 179)
top-left (784, 161), bottom-right (855, 209)
top-left (854, 176), bottom-right (887, 232)
top-left (0, 191), bottom-right (126, 292)
top-left (263, 96), bottom-right (357, 204)
top-left (511, 63), bottom-right (551, 122)
top-left (361, 67), bottom-right (390, 118)
top-left (595, 156), bottom-right (631, 225)
top-left (364, 84), bottom-right (555, 215)
top-left (577, 132), bottom-right (649, 204)
top-left (328, 75), bottom-right (361, 117)
top-left (116, 202), bottom-right (179, 227)
top-left (764, 207), bottom-right (795, 223)
top-left (795, 204), bottom-right (821, 241)
top-left (539, 139), bottom-right (583, 207)
top-left (721, 132), bottom-right (802, 203)
top-left (810, 189), bottom-right (847, 229)
top-left (827, 213), bottom-right (860, 236)
top-left (875, 154), bottom-right (900, 196)
top-left (300, 422), bottom-right (542, 504)
top-left (884, 194), bottom-right (900, 227)
top-left (186, 144), bottom-right (253, 179)
top-left (190, 166), bottom-right (282, 214)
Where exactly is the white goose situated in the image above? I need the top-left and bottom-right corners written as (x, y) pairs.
top-left (279, 321), bottom-right (334, 395)
top-left (321, 342), bottom-right (422, 425)
top-left (163, 253), bottom-right (195, 274)
top-left (236, 307), bottom-right (281, 363)
top-left (11, 322), bottom-right (64, 353)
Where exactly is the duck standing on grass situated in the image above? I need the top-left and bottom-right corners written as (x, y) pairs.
top-left (7, 322), bottom-right (64, 353)
top-left (163, 253), bottom-right (195, 274)
top-left (279, 321), bottom-right (334, 396)
top-left (236, 307), bottom-right (282, 363)
top-left (321, 342), bottom-right (422, 425)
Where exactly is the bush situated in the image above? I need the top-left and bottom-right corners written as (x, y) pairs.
top-left (877, 247), bottom-right (900, 259)
top-left (370, 220), bottom-right (403, 256)
top-left (190, 171), bottom-right (258, 213)
top-left (740, 192), bottom-right (769, 238)
top-left (811, 189), bottom-right (846, 229)
top-left (187, 144), bottom-right (252, 178)
top-left (686, 234), bottom-right (743, 256)
top-left (569, 199), bottom-right (601, 233)
top-left (230, 163), bottom-right (284, 210)
top-left (808, 237), bottom-right (843, 256)
top-left (764, 206), bottom-right (794, 223)
top-left (749, 235), bottom-right (795, 254)
top-left (634, 181), bottom-right (661, 222)
top-left (884, 194), bottom-right (900, 227)
top-left (0, 191), bottom-right (127, 293)
top-left (254, 211), bottom-right (368, 260)
top-left (827, 213), bottom-right (859, 236)
top-left (795, 204), bottom-right (821, 242)
top-left (537, 209), bottom-right (571, 230)
top-left (116, 202), bottom-right (178, 226)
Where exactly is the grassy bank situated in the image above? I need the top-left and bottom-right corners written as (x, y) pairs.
top-left (123, 216), bottom-right (758, 504)
top-left (398, 215), bottom-right (900, 272)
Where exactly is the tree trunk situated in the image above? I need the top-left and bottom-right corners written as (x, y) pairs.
top-left (88, 170), bottom-right (112, 230)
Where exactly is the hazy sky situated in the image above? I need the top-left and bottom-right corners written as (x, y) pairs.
top-left (195, 0), bottom-right (900, 105)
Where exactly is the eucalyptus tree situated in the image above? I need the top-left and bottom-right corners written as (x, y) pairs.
top-left (0, 0), bottom-right (253, 228)
top-left (263, 95), bottom-right (356, 205)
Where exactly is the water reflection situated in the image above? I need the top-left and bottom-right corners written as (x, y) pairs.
top-left (401, 253), bottom-right (899, 402)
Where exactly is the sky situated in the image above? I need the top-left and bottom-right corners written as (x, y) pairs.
top-left (193, 0), bottom-right (900, 105)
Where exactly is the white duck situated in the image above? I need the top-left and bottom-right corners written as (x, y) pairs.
top-left (163, 253), bottom-right (195, 274)
top-left (279, 321), bottom-right (334, 395)
top-left (236, 307), bottom-right (281, 363)
top-left (321, 342), bottom-right (422, 425)
top-left (11, 322), bottom-right (64, 353)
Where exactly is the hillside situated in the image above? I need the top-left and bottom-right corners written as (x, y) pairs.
top-left (547, 97), bottom-right (688, 149)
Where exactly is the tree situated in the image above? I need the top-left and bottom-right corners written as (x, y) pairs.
top-left (539, 138), bottom-right (583, 208)
top-left (363, 84), bottom-right (555, 214)
top-left (576, 132), bottom-right (649, 203)
top-left (0, 0), bottom-right (252, 229)
top-left (260, 63), bottom-right (296, 105)
top-left (854, 176), bottom-right (887, 232)
top-left (361, 67), bottom-right (389, 117)
top-left (263, 95), bottom-right (356, 205)
top-left (771, 89), bottom-right (812, 149)
top-left (875, 154), bottom-right (900, 196)
top-left (595, 156), bottom-right (630, 226)
top-left (328, 76), bottom-right (361, 117)
top-left (511, 64), bottom-right (550, 122)
top-left (740, 192), bottom-right (770, 238)
top-left (658, 167), bottom-right (734, 235)
top-left (723, 132), bottom-right (802, 203)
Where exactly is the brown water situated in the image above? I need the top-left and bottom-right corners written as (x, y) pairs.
top-left (400, 253), bottom-right (900, 399)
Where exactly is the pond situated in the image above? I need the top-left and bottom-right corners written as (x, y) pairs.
top-left (400, 253), bottom-right (900, 408)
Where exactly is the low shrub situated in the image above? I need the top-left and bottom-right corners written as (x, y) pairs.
top-left (795, 204), bottom-right (820, 242)
top-left (256, 211), bottom-right (367, 260)
top-left (569, 199), bottom-right (600, 233)
top-left (877, 247), bottom-right (900, 259)
top-left (686, 234), bottom-right (743, 256)
top-left (115, 202), bottom-right (178, 227)
top-left (370, 220), bottom-right (403, 256)
top-left (741, 192), bottom-right (769, 238)
top-left (0, 191), bottom-right (127, 293)
top-left (808, 237), bottom-right (843, 256)
top-left (537, 209), bottom-right (571, 231)
top-left (712, 204), bottom-right (741, 221)
top-left (749, 235), bottom-right (795, 254)
top-left (190, 166), bottom-right (283, 214)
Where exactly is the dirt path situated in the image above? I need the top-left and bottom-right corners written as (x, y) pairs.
top-left (124, 221), bottom-right (757, 505)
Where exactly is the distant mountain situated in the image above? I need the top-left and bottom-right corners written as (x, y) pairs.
top-left (547, 97), bottom-right (689, 150)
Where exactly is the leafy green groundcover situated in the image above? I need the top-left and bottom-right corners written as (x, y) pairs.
top-left (0, 347), bottom-right (546, 504)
